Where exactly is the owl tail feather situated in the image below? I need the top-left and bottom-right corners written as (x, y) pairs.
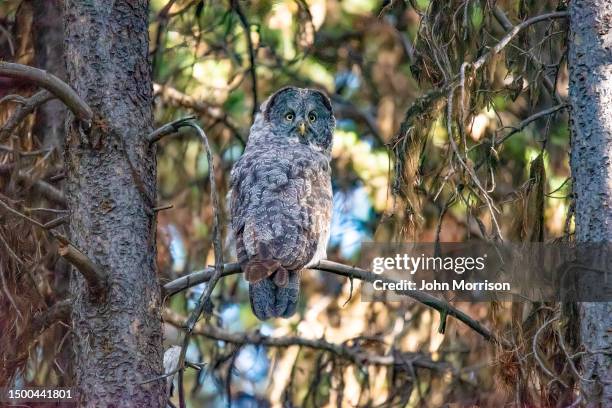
top-left (243, 242), bottom-right (299, 320)
top-left (248, 272), bottom-right (300, 320)
top-left (243, 258), bottom-right (289, 287)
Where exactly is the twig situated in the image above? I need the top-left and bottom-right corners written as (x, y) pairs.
top-left (0, 197), bottom-right (106, 296)
top-left (152, 204), bottom-right (174, 212)
top-left (532, 315), bottom-right (568, 388)
top-left (0, 90), bottom-right (54, 140)
top-left (0, 62), bottom-right (93, 124)
top-left (42, 215), bottom-right (68, 229)
top-left (147, 116), bottom-right (195, 144)
top-left (447, 87), bottom-right (503, 240)
top-left (231, 0), bottom-right (258, 121)
top-left (163, 309), bottom-right (449, 370)
top-left (165, 120), bottom-right (223, 408)
top-left (163, 260), bottom-right (507, 346)
top-left (491, 6), bottom-right (563, 104)
top-left (58, 244), bottom-right (107, 297)
top-left (394, 10), bottom-right (568, 145)
top-left (495, 104), bottom-right (568, 146)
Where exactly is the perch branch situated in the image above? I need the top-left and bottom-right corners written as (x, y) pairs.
top-left (0, 62), bottom-right (93, 124)
top-left (163, 260), bottom-right (507, 347)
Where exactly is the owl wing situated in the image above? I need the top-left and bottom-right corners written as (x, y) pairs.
top-left (230, 147), bottom-right (332, 274)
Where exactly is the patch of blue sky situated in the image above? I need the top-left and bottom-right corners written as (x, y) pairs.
top-left (167, 224), bottom-right (187, 272)
top-left (330, 185), bottom-right (373, 259)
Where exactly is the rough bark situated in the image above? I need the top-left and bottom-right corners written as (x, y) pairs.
top-left (568, 1), bottom-right (612, 406)
top-left (63, 1), bottom-right (164, 407)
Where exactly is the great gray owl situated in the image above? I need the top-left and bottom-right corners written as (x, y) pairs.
top-left (229, 87), bottom-right (335, 320)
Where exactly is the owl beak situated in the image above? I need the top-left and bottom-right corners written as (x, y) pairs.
top-left (297, 121), bottom-right (307, 136)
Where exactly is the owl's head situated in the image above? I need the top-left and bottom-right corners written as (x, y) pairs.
top-left (260, 86), bottom-right (335, 153)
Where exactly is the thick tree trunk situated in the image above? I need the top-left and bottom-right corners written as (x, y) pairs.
top-left (568, 1), bottom-right (612, 406)
top-left (63, 1), bottom-right (164, 406)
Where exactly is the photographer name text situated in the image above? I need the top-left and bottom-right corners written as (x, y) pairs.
top-left (370, 254), bottom-right (511, 292)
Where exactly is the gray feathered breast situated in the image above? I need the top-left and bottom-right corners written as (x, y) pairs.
top-left (230, 143), bottom-right (332, 270)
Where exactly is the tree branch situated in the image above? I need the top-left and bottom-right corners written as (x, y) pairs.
top-left (472, 11), bottom-right (568, 71)
top-left (0, 62), bottom-right (93, 124)
top-left (147, 116), bottom-right (196, 144)
top-left (394, 10), bottom-right (568, 142)
top-left (491, 6), bottom-right (563, 104)
top-left (156, 120), bottom-right (223, 408)
top-left (152, 83), bottom-right (245, 144)
top-left (163, 309), bottom-right (449, 371)
top-left (163, 260), bottom-right (507, 346)
top-left (0, 90), bottom-right (54, 140)
top-left (58, 244), bottom-right (107, 297)
top-left (15, 170), bottom-right (67, 207)
top-left (0, 197), bottom-right (106, 297)
top-left (495, 103), bottom-right (568, 146)
top-left (231, 0), bottom-right (258, 121)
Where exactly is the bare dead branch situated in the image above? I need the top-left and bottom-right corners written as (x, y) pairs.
top-left (491, 6), bottom-right (563, 104)
top-left (495, 104), bottom-right (568, 146)
top-left (0, 90), bottom-right (54, 140)
top-left (152, 83), bottom-right (245, 144)
top-left (0, 62), bottom-right (93, 124)
top-left (163, 259), bottom-right (506, 346)
top-left (15, 170), bottom-right (67, 207)
top-left (395, 11), bottom-right (568, 142)
top-left (147, 116), bottom-right (195, 144)
top-left (58, 244), bottom-right (107, 297)
top-left (0, 197), bottom-right (106, 297)
top-left (231, 0), bottom-right (258, 121)
top-left (163, 309), bottom-right (449, 371)
top-left (165, 121), bottom-right (223, 408)
top-left (472, 11), bottom-right (568, 71)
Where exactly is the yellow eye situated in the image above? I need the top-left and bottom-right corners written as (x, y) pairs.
top-left (308, 113), bottom-right (317, 122)
top-left (285, 112), bottom-right (294, 121)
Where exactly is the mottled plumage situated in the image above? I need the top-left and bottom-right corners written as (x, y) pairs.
top-left (230, 87), bottom-right (335, 320)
